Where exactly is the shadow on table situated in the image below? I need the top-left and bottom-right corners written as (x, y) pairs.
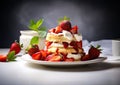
top-left (25, 62), bottom-right (120, 72)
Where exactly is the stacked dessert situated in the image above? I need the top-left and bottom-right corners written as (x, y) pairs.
top-left (45, 19), bottom-right (85, 61)
top-left (25, 17), bottom-right (101, 62)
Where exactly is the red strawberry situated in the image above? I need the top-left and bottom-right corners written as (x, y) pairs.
top-left (59, 20), bottom-right (71, 31)
top-left (70, 41), bottom-right (76, 46)
top-left (77, 41), bottom-right (82, 49)
top-left (9, 41), bottom-right (22, 54)
top-left (70, 41), bottom-right (78, 53)
top-left (88, 45), bottom-right (101, 59)
top-left (32, 52), bottom-right (41, 60)
top-left (48, 28), bottom-right (55, 33)
top-left (40, 50), bottom-right (48, 60)
top-left (60, 53), bottom-right (67, 61)
top-left (62, 42), bottom-right (69, 48)
top-left (55, 26), bottom-right (62, 33)
top-left (0, 51), bottom-right (17, 62)
top-left (45, 54), bottom-right (62, 62)
top-left (71, 25), bottom-right (78, 34)
top-left (45, 54), bottom-right (53, 61)
top-left (0, 55), bottom-right (7, 62)
top-left (81, 54), bottom-right (90, 61)
top-left (46, 51), bottom-right (52, 56)
top-left (27, 44), bottom-right (39, 56)
top-left (45, 41), bottom-right (52, 48)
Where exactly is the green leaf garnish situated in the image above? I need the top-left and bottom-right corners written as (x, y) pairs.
top-left (36, 19), bottom-right (44, 29)
top-left (28, 19), bottom-right (44, 31)
top-left (38, 26), bottom-right (47, 31)
top-left (28, 18), bottom-right (47, 38)
top-left (58, 16), bottom-right (70, 24)
top-left (30, 36), bottom-right (39, 45)
top-left (27, 18), bottom-right (47, 50)
top-left (30, 20), bottom-right (35, 26)
top-left (7, 51), bottom-right (16, 61)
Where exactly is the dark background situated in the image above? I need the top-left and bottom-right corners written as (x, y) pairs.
top-left (0, 0), bottom-right (120, 48)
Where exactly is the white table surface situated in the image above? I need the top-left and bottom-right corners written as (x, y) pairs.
top-left (0, 48), bottom-right (120, 85)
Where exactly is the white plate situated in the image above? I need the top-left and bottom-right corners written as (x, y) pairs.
top-left (21, 54), bottom-right (107, 66)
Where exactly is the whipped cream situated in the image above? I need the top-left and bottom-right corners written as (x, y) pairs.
top-left (47, 30), bottom-right (75, 41)
top-left (67, 53), bottom-right (82, 60)
top-left (50, 43), bottom-right (63, 47)
top-left (74, 34), bottom-right (82, 41)
top-left (62, 30), bottom-right (74, 40)
top-left (50, 42), bottom-right (72, 48)
top-left (49, 32), bottom-right (63, 36)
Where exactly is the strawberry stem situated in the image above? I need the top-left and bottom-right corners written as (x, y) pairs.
top-left (58, 16), bottom-right (70, 24)
top-left (96, 45), bottom-right (101, 49)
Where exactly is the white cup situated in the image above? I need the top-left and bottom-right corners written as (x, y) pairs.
top-left (19, 30), bottom-right (45, 50)
top-left (112, 39), bottom-right (120, 56)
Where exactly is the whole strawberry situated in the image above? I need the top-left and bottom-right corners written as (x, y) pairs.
top-left (0, 51), bottom-right (16, 62)
top-left (9, 41), bottom-right (22, 54)
top-left (88, 45), bottom-right (102, 59)
top-left (27, 44), bottom-right (39, 56)
top-left (59, 20), bottom-right (71, 31)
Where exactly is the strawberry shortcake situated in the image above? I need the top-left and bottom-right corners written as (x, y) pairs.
top-left (45, 19), bottom-right (85, 61)
top-left (28, 17), bottom-right (101, 62)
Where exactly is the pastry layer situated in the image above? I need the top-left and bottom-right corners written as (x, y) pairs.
top-left (47, 47), bottom-right (83, 53)
top-left (46, 33), bottom-right (75, 43)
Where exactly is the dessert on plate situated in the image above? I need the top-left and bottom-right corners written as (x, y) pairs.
top-left (26, 17), bottom-right (101, 62)
top-left (45, 20), bottom-right (85, 61)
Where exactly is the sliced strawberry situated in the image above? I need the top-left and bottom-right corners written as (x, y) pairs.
top-left (0, 55), bottom-right (7, 62)
top-left (9, 41), bottom-right (22, 54)
top-left (62, 42), bottom-right (69, 48)
top-left (32, 52), bottom-right (41, 60)
top-left (77, 41), bottom-right (82, 49)
top-left (48, 28), bottom-right (56, 33)
top-left (46, 51), bottom-right (52, 55)
top-left (40, 50), bottom-right (48, 60)
top-left (71, 25), bottom-right (78, 34)
top-left (60, 53), bottom-right (67, 61)
top-left (45, 54), bottom-right (62, 62)
top-left (81, 54), bottom-right (90, 61)
top-left (55, 26), bottom-right (62, 33)
top-left (70, 41), bottom-right (79, 53)
top-left (70, 41), bottom-right (76, 46)
top-left (88, 45), bottom-right (101, 59)
top-left (56, 48), bottom-right (59, 54)
top-left (27, 44), bottom-right (39, 56)
top-left (65, 58), bottom-right (74, 62)
top-left (45, 41), bottom-right (52, 49)
top-left (73, 46), bottom-right (79, 53)
top-left (45, 54), bottom-right (53, 61)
